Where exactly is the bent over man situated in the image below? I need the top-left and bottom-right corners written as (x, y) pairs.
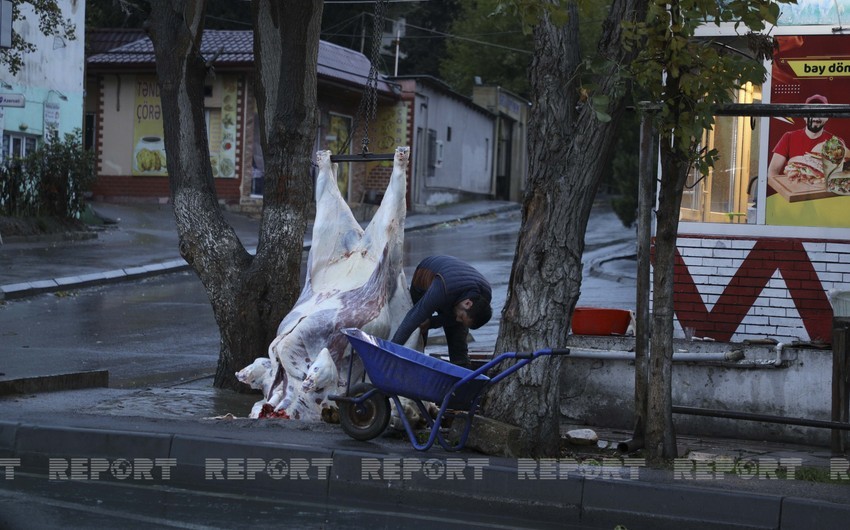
top-left (391, 255), bottom-right (492, 368)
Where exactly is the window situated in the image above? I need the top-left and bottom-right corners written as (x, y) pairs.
top-left (84, 112), bottom-right (96, 150)
top-left (2, 132), bottom-right (38, 162)
top-left (680, 82), bottom-right (760, 224)
top-left (426, 128), bottom-right (437, 176)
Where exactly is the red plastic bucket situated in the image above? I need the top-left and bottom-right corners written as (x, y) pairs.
top-left (571, 307), bottom-right (631, 335)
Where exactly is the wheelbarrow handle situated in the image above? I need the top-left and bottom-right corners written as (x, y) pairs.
top-left (514, 348), bottom-right (571, 360)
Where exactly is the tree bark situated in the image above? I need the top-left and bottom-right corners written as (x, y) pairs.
top-left (645, 45), bottom-right (689, 461)
top-left (632, 106), bottom-right (657, 447)
top-left (646, 139), bottom-right (687, 461)
top-left (482, 0), bottom-right (648, 457)
top-left (146, 0), bottom-right (322, 390)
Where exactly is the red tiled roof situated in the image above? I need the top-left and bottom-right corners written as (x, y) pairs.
top-left (87, 29), bottom-right (396, 95)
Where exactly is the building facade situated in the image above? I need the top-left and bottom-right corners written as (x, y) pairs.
top-left (85, 31), bottom-right (509, 216)
top-left (85, 30), bottom-right (401, 213)
top-left (391, 76), bottom-right (497, 209)
top-left (0, 1), bottom-right (85, 161)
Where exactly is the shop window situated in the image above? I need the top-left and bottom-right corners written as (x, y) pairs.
top-left (680, 82), bottom-right (760, 224)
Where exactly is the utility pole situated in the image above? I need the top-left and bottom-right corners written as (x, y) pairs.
top-left (393, 29), bottom-right (400, 76)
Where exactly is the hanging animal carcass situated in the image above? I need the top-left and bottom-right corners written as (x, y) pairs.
top-left (238, 146), bottom-right (419, 420)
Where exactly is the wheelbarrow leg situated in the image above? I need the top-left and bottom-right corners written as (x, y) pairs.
top-left (435, 402), bottom-right (482, 452)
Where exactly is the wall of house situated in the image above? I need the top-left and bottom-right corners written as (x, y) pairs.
top-left (0, 1), bottom-right (85, 144)
top-left (399, 80), bottom-right (494, 209)
top-left (91, 73), bottom-right (243, 204)
top-left (425, 84), bottom-right (493, 201)
top-left (668, 235), bottom-right (848, 344)
top-left (472, 86), bottom-right (530, 203)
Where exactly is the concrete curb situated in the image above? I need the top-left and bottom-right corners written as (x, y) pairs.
top-left (0, 370), bottom-right (108, 396)
top-left (1, 419), bottom-right (848, 528)
top-left (0, 231), bottom-right (98, 245)
top-left (0, 261), bottom-right (192, 301)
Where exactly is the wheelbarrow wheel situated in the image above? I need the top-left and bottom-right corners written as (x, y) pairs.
top-left (339, 382), bottom-right (390, 441)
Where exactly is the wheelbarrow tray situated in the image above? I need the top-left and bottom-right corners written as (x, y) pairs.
top-left (342, 328), bottom-right (489, 409)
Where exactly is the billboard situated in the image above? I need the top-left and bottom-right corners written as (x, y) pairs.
top-left (765, 34), bottom-right (850, 228)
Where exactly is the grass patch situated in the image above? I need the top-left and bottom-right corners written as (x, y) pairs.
top-left (794, 466), bottom-right (849, 484)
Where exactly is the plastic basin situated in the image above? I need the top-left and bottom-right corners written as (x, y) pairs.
top-left (571, 307), bottom-right (631, 335)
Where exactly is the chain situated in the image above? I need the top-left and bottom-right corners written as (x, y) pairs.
top-left (345, 0), bottom-right (389, 156)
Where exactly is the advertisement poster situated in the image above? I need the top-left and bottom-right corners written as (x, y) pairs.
top-left (210, 77), bottom-right (238, 179)
top-left (132, 75), bottom-right (238, 178)
top-left (132, 76), bottom-right (167, 176)
top-left (43, 101), bottom-right (59, 142)
top-left (766, 35), bottom-right (850, 228)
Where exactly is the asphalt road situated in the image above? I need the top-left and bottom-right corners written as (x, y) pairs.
top-left (0, 206), bottom-right (636, 388)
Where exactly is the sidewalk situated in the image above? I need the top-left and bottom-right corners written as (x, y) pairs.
top-left (1, 200), bottom-right (849, 528)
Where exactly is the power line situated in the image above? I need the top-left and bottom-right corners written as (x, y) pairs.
top-left (384, 16), bottom-right (532, 55)
top-left (325, 0), bottom-right (429, 3)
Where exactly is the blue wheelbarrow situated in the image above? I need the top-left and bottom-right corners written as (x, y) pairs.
top-left (329, 327), bottom-right (570, 451)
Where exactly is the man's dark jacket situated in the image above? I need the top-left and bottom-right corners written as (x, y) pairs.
top-left (391, 255), bottom-right (491, 363)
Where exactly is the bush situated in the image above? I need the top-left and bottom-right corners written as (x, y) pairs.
top-left (0, 129), bottom-right (95, 219)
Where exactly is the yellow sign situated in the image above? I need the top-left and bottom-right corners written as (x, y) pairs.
top-left (765, 193), bottom-right (850, 228)
top-left (132, 76), bottom-right (167, 176)
top-left (786, 59), bottom-right (850, 77)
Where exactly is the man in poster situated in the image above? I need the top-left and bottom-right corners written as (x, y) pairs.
top-left (767, 94), bottom-right (843, 185)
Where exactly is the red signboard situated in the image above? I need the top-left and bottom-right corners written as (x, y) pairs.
top-left (766, 35), bottom-right (850, 227)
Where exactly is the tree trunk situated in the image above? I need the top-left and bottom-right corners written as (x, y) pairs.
top-left (645, 59), bottom-right (689, 462)
top-left (482, 0), bottom-right (648, 457)
top-left (632, 107), bottom-right (657, 447)
top-left (645, 139), bottom-right (687, 461)
top-left (146, 0), bottom-right (322, 390)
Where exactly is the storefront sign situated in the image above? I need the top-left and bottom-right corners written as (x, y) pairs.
top-left (43, 101), bottom-right (60, 141)
top-left (0, 93), bottom-right (24, 107)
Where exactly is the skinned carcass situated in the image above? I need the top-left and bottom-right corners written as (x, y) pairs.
top-left (240, 146), bottom-right (420, 420)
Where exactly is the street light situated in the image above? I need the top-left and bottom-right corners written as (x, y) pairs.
top-left (47, 89), bottom-right (68, 101)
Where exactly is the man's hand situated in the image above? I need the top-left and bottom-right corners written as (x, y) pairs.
top-left (418, 319), bottom-right (431, 334)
